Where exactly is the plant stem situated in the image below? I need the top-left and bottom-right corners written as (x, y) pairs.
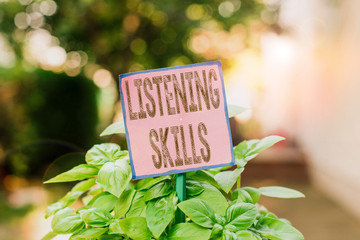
top-left (175, 173), bottom-right (186, 223)
top-left (237, 175), bottom-right (241, 189)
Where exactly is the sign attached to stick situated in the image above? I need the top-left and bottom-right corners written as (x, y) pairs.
top-left (120, 61), bottom-right (234, 180)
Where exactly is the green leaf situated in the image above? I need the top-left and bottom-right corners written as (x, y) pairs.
top-left (86, 143), bottom-right (127, 166)
top-left (136, 175), bottom-right (171, 190)
top-left (51, 208), bottom-right (84, 234)
top-left (222, 230), bottom-right (237, 240)
top-left (70, 228), bottom-right (107, 239)
top-left (88, 185), bottom-right (104, 195)
top-left (178, 198), bottom-right (216, 228)
top-left (215, 213), bottom-right (226, 225)
top-left (108, 220), bottom-right (125, 235)
top-left (227, 104), bottom-right (247, 118)
top-left (193, 183), bottom-right (228, 216)
top-left (73, 178), bottom-right (98, 191)
top-left (99, 234), bottom-right (124, 240)
top-left (235, 230), bottom-right (259, 240)
top-left (234, 136), bottom-right (285, 167)
top-left (168, 223), bottom-right (212, 240)
top-left (144, 180), bottom-right (173, 201)
top-left (79, 207), bottom-right (112, 227)
top-left (233, 141), bottom-right (249, 168)
top-left (146, 193), bottom-right (177, 238)
top-left (186, 180), bottom-right (204, 197)
top-left (41, 231), bottom-right (57, 240)
top-left (187, 170), bottom-right (221, 189)
top-left (232, 189), bottom-right (254, 204)
top-left (210, 223), bottom-right (223, 239)
top-left (87, 192), bottom-right (118, 211)
top-left (242, 187), bottom-right (261, 203)
top-left (57, 179), bottom-right (97, 209)
top-left (45, 202), bottom-right (65, 219)
top-left (126, 191), bottom-right (146, 217)
top-left (97, 159), bottom-right (132, 197)
top-left (248, 136), bottom-right (285, 156)
top-left (114, 189), bottom-right (136, 218)
top-left (118, 217), bottom-right (152, 240)
top-left (214, 168), bottom-right (244, 193)
top-left (100, 121), bottom-right (125, 136)
top-left (225, 203), bottom-right (257, 230)
top-left (255, 216), bottom-right (304, 240)
top-left (46, 179), bottom-right (99, 218)
top-left (44, 164), bottom-right (98, 183)
top-left (258, 186), bottom-right (305, 199)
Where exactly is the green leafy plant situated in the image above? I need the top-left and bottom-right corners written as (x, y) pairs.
top-left (43, 106), bottom-right (304, 240)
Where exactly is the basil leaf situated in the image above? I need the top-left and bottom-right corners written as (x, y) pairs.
top-left (187, 170), bottom-right (221, 189)
top-left (248, 136), bottom-right (285, 156)
top-left (70, 227), bottom-right (107, 239)
top-left (45, 179), bottom-right (98, 218)
top-left (99, 234), bottom-right (124, 240)
top-left (118, 217), bottom-right (152, 240)
top-left (225, 203), bottom-right (257, 230)
top-left (86, 143), bottom-right (127, 166)
top-left (228, 104), bottom-right (247, 118)
top-left (232, 189), bottom-right (254, 204)
top-left (178, 198), bottom-right (216, 228)
top-left (100, 121), bottom-right (125, 136)
top-left (214, 168), bottom-right (244, 193)
top-left (186, 180), bottom-right (204, 197)
top-left (45, 202), bottom-right (65, 219)
top-left (146, 193), bottom-right (177, 238)
top-left (242, 187), bottom-right (261, 203)
top-left (44, 164), bottom-right (98, 183)
top-left (56, 179), bottom-right (97, 210)
top-left (222, 230), bottom-right (237, 240)
top-left (108, 220), bottom-right (125, 235)
top-left (235, 230), bottom-right (259, 240)
top-left (255, 216), bottom-right (304, 240)
top-left (41, 231), bottom-right (57, 240)
top-left (126, 191), bottom-right (146, 217)
top-left (210, 223), bottom-right (223, 239)
top-left (136, 175), bottom-right (171, 190)
top-left (258, 186), bottom-right (305, 199)
top-left (51, 208), bottom-right (84, 234)
top-left (234, 136), bottom-right (284, 167)
top-left (144, 180), bottom-right (173, 201)
top-left (114, 189), bottom-right (136, 218)
top-left (97, 159), bottom-right (132, 197)
top-left (79, 207), bottom-right (112, 227)
top-left (168, 223), bottom-right (211, 240)
top-left (192, 183), bottom-right (228, 216)
top-left (87, 192), bottom-right (118, 211)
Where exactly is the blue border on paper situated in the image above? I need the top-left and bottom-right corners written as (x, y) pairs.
top-left (119, 61), bottom-right (235, 180)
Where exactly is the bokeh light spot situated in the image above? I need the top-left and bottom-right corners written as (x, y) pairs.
top-left (123, 14), bottom-right (140, 33)
top-left (14, 12), bottom-right (30, 29)
top-left (39, 0), bottom-right (57, 16)
top-left (218, 1), bottom-right (235, 18)
top-left (93, 69), bottom-right (113, 88)
top-left (130, 38), bottom-right (147, 55)
top-left (186, 4), bottom-right (205, 20)
top-left (44, 46), bottom-right (66, 67)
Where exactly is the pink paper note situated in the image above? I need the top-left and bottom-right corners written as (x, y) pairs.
top-left (119, 61), bottom-right (234, 179)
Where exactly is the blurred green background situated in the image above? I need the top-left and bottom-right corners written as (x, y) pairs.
top-left (1, 0), bottom-right (360, 239)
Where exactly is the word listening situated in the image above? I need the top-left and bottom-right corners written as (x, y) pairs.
top-left (124, 68), bottom-right (221, 120)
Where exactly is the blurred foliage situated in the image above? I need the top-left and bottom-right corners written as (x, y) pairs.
top-left (0, 0), bottom-right (266, 178)
top-left (1, 70), bottom-right (98, 178)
